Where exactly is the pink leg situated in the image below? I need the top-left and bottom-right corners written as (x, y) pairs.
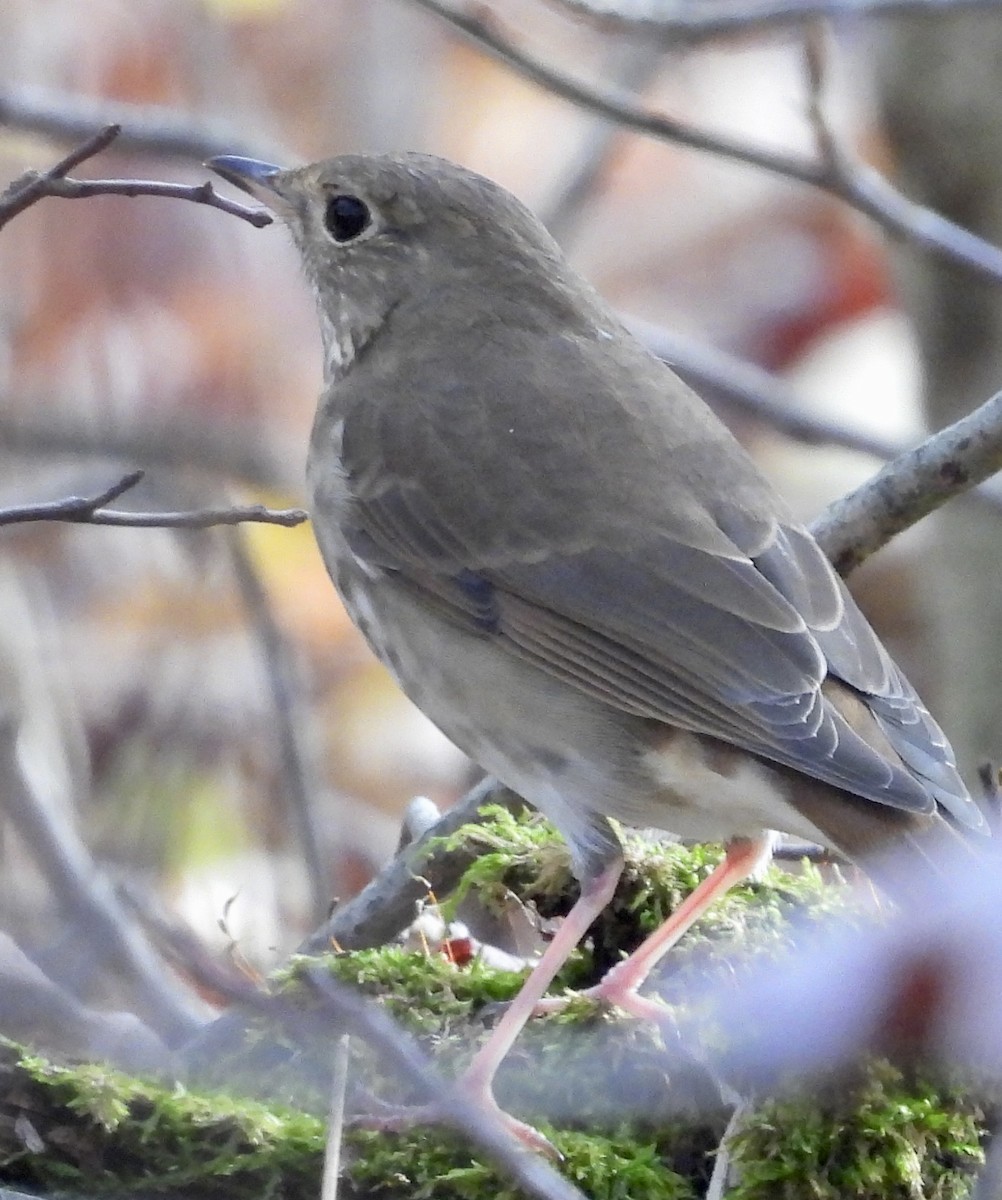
top-left (460, 857), bottom-right (622, 1098)
top-left (586, 835), bottom-right (774, 1020)
top-left (357, 861), bottom-right (623, 1159)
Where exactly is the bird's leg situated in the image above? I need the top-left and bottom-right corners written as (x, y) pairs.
top-left (460, 857), bottom-right (623, 1098)
top-left (349, 859), bottom-right (623, 1157)
top-left (535, 835), bottom-right (773, 1020)
top-left (578, 834), bottom-right (775, 1021)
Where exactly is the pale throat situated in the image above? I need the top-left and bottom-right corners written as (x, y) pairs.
top-left (314, 290), bottom-right (395, 385)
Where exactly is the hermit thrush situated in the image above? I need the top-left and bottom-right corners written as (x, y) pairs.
top-left (210, 152), bottom-right (985, 1143)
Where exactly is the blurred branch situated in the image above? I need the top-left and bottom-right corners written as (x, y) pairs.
top-left (0, 469), bottom-right (308, 530)
top-left (632, 316), bottom-right (1002, 516)
top-left (165, 935), bottom-right (588, 1200)
top-left (631, 318), bottom-right (904, 459)
top-left (228, 530), bottom-right (331, 925)
top-left (407, 0), bottom-right (1002, 285)
top-left (811, 388), bottom-right (1002, 573)
top-left (0, 124), bottom-right (270, 231)
top-left (294, 967), bottom-right (588, 1200)
top-left (0, 408), bottom-right (298, 494)
top-left (548, 0), bottom-right (1002, 42)
top-left (299, 777), bottom-right (527, 954)
top-left (0, 931), bottom-right (170, 1073)
top-left (0, 719), bottom-right (206, 1044)
top-left (542, 40), bottom-right (664, 245)
top-left (0, 84), bottom-right (281, 163)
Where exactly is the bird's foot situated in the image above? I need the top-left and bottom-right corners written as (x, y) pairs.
top-left (534, 967), bottom-right (672, 1023)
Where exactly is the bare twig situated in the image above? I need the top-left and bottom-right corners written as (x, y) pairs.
top-left (0, 469), bottom-right (145, 522)
top-left (322, 1033), bottom-right (351, 1200)
top-left (0, 124), bottom-right (270, 231)
top-left (705, 1100), bottom-right (750, 1200)
top-left (0, 84), bottom-right (281, 164)
top-left (405, 0), bottom-right (1002, 285)
top-left (228, 530), bottom-right (331, 924)
top-left (0, 719), bottom-right (207, 1044)
top-left (296, 967), bottom-right (589, 1200)
top-left (0, 124), bottom-right (119, 226)
top-left (548, 0), bottom-right (1002, 43)
top-left (811, 389), bottom-right (1002, 573)
top-left (77, 503), bottom-right (308, 529)
top-left (17, 175), bottom-right (272, 228)
top-left (803, 23), bottom-right (842, 169)
top-left (0, 469), bottom-right (308, 530)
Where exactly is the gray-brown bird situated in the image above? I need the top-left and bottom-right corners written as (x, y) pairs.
top-left (210, 151), bottom-right (986, 1144)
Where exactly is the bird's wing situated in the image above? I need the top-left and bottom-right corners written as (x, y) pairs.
top-left (326, 330), bottom-right (981, 830)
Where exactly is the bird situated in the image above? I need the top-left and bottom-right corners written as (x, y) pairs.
top-left (209, 151), bottom-right (987, 1147)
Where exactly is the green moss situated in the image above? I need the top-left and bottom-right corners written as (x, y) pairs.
top-left (3, 1040), bottom-right (324, 1197)
top-left (344, 1126), bottom-right (696, 1200)
top-left (726, 1062), bottom-right (985, 1199)
top-left (440, 803), bottom-right (576, 920)
top-left (2, 807), bottom-right (991, 1199)
top-left (439, 808), bottom-right (863, 992)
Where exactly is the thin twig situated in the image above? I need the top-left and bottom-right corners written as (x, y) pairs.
top-left (548, 0), bottom-right (1002, 43)
top-left (0, 125), bottom-right (270, 231)
top-left (706, 1101), bottom-right (750, 1200)
top-left (322, 1034), bottom-right (352, 1200)
top-left (0, 124), bottom-right (120, 226)
top-left (296, 968), bottom-right (589, 1200)
top-left (16, 175), bottom-right (272, 228)
top-left (74, 504), bottom-right (308, 529)
top-left (803, 23), bottom-right (842, 169)
top-left (0, 469), bottom-right (308, 529)
top-left (405, 0), bottom-right (1002, 285)
top-left (228, 529), bottom-right (332, 924)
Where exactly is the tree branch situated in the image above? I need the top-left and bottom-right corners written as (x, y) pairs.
top-left (0, 123), bottom-right (119, 225)
top-left (0, 84), bottom-right (279, 163)
top-left (548, 0), bottom-right (1002, 43)
top-left (228, 530), bottom-right (332, 925)
top-left (0, 125), bottom-right (270, 231)
top-left (405, 0), bottom-right (1002, 286)
top-left (0, 470), bottom-right (308, 530)
top-left (811, 388), bottom-right (1002, 573)
top-left (298, 778), bottom-right (527, 954)
top-left (0, 719), bottom-right (206, 1044)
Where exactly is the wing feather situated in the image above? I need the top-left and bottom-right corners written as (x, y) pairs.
top-left (327, 330), bottom-right (983, 831)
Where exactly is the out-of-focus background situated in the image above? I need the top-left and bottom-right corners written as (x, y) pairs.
top-left (1, 0), bottom-right (1000, 989)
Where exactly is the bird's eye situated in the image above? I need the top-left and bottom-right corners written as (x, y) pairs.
top-left (324, 194), bottom-right (371, 242)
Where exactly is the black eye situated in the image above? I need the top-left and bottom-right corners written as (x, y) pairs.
top-left (324, 194), bottom-right (371, 242)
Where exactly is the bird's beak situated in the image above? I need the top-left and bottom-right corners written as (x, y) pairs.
top-left (207, 156), bottom-right (290, 215)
